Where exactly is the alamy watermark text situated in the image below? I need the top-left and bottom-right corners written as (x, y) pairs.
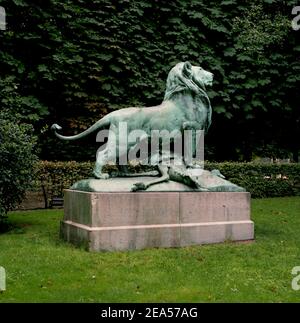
top-left (292, 6), bottom-right (300, 30)
top-left (0, 6), bottom-right (6, 30)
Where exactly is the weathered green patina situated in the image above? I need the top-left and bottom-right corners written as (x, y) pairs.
top-left (52, 62), bottom-right (244, 192)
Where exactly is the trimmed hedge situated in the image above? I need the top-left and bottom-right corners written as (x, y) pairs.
top-left (206, 162), bottom-right (300, 198)
top-left (34, 161), bottom-right (300, 204)
top-left (36, 161), bottom-right (93, 207)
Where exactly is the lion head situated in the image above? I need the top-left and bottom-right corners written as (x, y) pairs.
top-left (164, 61), bottom-right (213, 133)
top-left (164, 61), bottom-right (213, 101)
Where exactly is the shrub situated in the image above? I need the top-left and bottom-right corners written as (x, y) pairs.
top-left (0, 118), bottom-right (37, 230)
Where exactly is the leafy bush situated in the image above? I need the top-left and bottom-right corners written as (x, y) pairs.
top-left (0, 118), bottom-right (37, 230)
top-left (0, 76), bottom-right (48, 123)
top-left (34, 161), bottom-right (300, 201)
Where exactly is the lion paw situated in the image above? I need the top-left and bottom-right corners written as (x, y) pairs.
top-left (131, 182), bottom-right (147, 192)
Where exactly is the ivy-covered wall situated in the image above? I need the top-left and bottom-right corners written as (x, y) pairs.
top-left (0, 0), bottom-right (299, 161)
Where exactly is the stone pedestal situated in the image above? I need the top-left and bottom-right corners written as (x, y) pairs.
top-left (60, 189), bottom-right (254, 251)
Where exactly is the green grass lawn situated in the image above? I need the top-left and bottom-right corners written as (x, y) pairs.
top-left (0, 197), bottom-right (300, 303)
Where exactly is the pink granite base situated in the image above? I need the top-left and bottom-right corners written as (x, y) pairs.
top-left (60, 190), bottom-right (254, 251)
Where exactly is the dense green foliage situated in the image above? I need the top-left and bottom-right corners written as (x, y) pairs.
top-left (1, 197), bottom-right (300, 302)
top-left (0, 0), bottom-right (299, 161)
top-left (0, 117), bottom-right (37, 229)
top-left (34, 161), bottom-right (300, 200)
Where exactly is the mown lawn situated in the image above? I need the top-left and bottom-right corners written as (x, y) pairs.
top-left (0, 197), bottom-right (300, 303)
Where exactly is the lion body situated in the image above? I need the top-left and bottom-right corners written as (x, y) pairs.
top-left (107, 95), bottom-right (201, 135)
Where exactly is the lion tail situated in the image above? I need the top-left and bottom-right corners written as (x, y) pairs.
top-left (51, 116), bottom-right (110, 141)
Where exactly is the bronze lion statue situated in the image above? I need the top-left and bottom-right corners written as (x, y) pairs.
top-left (52, 61), bottom-right (213, 183)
